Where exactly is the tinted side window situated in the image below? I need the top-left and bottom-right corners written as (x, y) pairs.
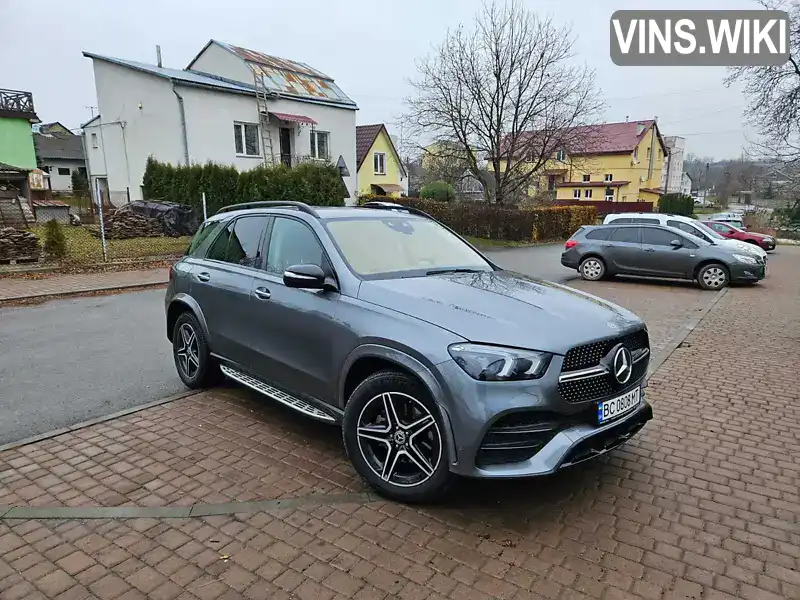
top-left (631, 218), bottom-right (660, 224)
top-left (608, 218), bottom-right (632, 224)
top-left (682, 238), bottom-right (699, 249)
top-left (585, 228), bottom-right (612, 241)
top-left (667, 220), bottom-right (705, 240)
top-left (188, 220), bottom-right (226, 257)
top-left (206, 222), bottom-right (234, 262)
top-left (710, 223), bottom-right (730, 233)
top-left (609, 227), bottom-right (641, 243)
top-left (267, 217), bottom-right (328, 276)
top-left (642, 228), bottom-right (680, 246)
top-left (224, 216), bottom-right (269, 267)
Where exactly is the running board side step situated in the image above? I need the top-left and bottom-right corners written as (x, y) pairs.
top-left (220, 365), bottom-right (336, 423)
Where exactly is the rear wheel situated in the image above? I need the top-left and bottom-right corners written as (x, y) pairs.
top-left (579, 257), bottom-right (606, 281)
top-left (172, 312), bottom-right (221, 389)
top-left (697, 263), bottom-right (729, 290)
top-left (342, 370), bottom-right (453, 503)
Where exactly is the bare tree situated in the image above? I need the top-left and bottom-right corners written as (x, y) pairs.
top-left (726, 0), bottom-right (800, 216)
top-left (403, 0), bottom-right (602, 203)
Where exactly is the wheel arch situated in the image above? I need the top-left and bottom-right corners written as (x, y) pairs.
top-left (166, 294), bottom-right (210, 343)
top-left (339, 344), bottom-right (458, 466)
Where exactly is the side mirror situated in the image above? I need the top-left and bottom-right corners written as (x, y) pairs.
top-left (283, 264), bottom-right (336, 290)
top-left (670, 239), bottom-right (683, 248)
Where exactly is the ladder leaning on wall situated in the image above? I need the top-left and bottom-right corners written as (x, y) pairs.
top-left (253, 68), bottom-right (275, 166)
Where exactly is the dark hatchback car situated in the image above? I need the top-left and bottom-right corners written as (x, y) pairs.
top-left (166, 201), bottom-right (654, 503)
top-left (562, 224), bottom-right (766, 290)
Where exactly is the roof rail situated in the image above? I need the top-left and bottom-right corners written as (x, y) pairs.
top-left (215, 201), bottom-right (319, 217)
top-left (361, 201), bottom-right (435, 221)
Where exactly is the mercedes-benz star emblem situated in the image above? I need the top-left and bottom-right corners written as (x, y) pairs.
top-left (613, 346), bottom-right (633, 385)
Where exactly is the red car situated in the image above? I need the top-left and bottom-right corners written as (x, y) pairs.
top-left (702, 221), bottom-right (777, 252)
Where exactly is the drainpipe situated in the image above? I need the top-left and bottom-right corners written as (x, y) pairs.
top-left (172, 83), bottom-right (189, 165)
top-left (647, 117), bottom-right (657, 185)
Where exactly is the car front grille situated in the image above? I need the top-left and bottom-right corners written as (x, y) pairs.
top-left (558, 329), bottom-right (650, 404)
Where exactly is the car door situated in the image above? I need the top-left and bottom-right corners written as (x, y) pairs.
top-left (246, 215), bottom-right (345, 404)
top-left (640, 227), bottom-right (697, 278)
top-left (189, 215), bottom-right (270, 367)
top-left (604, 226), bottom-right (642, 274)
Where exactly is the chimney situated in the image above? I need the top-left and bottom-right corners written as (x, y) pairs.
top-left (156, 45), bottom-right (163, 68)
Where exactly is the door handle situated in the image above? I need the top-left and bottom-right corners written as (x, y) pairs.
top-left (196, 272), bottom-right (211, 282)
top-left (254, 287), bottom-right (271, 300)
top-left (644, 248), bottom-right (655, 252)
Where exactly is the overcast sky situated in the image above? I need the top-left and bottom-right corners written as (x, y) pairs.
top-left (1, 0), bottom-right (761, 159)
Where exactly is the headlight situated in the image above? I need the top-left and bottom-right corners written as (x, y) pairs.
top-left (733, 254), bottom-right (757, 264)
top-left (448, 343), bottom-right (551, 381)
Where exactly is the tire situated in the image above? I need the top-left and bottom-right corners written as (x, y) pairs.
top-left (697, 263), bottom-right (730, 291)
top-left (342, 370), bottom-right (454, 504)
top-left (172, 312), bottom-right (221, 389)
top-left (579, 256), bottom-right (606, 281)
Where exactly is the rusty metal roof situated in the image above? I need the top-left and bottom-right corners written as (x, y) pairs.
top-left (214, 41), bottom-right (356, 108)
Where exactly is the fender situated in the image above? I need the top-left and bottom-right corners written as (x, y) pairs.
top-left (166, 293), bottom-right (210, 342)
top-left (339, 344), bottom-right (459, 466)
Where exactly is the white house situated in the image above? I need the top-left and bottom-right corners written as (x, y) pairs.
top-left (680, 172), bottom-right (693, 196)
top-left (33, 123), bottom-right (87, 193)
top-left (82, 40), bottom-right (358, 205)
top-left (660, 136), bottom-right (686, 194)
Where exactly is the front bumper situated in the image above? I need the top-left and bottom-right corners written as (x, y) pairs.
top-left (730, 261), bottom-right (766, 283)
top-left (760, 239), bottom-right (776, 251)
top-left (435, 355), bottom-right (653, 479)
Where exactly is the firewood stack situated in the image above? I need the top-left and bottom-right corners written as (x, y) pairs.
top-left (0, 227), bottom-right (41, 261)
top-left (91, 210), bottom-right (163, 239)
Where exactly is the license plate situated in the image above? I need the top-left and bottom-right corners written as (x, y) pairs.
top-left (597, 387), bottom-right (641, 424)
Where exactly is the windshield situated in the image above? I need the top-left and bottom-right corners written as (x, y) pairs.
top-left (325, 216), bottom-right (493, 277)
top-left (693, 221), bottom-right (726, 240)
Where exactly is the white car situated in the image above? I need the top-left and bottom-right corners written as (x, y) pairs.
top-left (602, 213), bottom-right (768, 261)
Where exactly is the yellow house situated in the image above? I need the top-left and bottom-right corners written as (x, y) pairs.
top-left (505, 120), bottom-right (666, 205)
top-left (356, 124), bottom-right (407, 197)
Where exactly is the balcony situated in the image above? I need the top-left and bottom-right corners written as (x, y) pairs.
top-left (0, 89), bottom-right (39, 122)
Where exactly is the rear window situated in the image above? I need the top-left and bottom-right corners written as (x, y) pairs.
top-left (608, 218), bottom-right (632, 224)
top-left (631, 218), bottom-right (660, 224)
top-left (585, 228), bottom-right (612, 240)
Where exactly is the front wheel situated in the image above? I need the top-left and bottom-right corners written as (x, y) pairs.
top-left (697, 263), bottom-right (729, 290)
top-left (579, 257), bottom-right (606, 281)
top-left (342, 370), bottom-right (454, 503)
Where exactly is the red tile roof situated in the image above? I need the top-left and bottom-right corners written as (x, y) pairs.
top-left (269, 112), bottom-right (317, 125)
top-left (511, 120), bottom-right (667, 157)
top-left (356, 124), bottom-right (384, 170)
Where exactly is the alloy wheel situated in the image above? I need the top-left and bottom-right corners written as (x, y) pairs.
top-left (356, 392), bottom-right (442, 488)
top-left (702, 267), bottom-right (726, 289)
top-left (176, 323), bottom-right (200, 379)
top-left (582, 259), bottom-right (603, 280)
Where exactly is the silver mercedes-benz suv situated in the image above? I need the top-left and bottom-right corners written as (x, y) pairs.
top-left (165, 201), bottom-right (653, 502)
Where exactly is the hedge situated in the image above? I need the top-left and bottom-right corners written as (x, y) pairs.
top-left (142, 157), bottom-right (347, 215)
top-left (659, 193), bottom-right (694, 217)
top-left (359, 195), bottom-right (595, 241)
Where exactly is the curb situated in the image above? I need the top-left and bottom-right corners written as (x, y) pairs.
top-left (0, 279), bottom-right (168, 303)
top-left (647, 287), bottom-right (728, 378)
top-left (0, 389), bottom-right (202, 454)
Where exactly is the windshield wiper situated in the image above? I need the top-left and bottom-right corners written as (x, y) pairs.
top-left (425, 268), bottom-right (485, 276)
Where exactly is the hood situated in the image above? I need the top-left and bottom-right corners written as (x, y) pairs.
top-left (717, 238), bottom-right (766, 256)
top-left (358, 270), bottom-right (643, 355)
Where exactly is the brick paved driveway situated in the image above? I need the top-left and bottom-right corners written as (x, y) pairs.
top-left (0, 249), bottom-right (798, 600)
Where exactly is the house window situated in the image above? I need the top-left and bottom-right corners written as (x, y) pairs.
top-left (58, 167), bottom-right (70, 176)
top-left (633, 147), bottom-right (638, 161)
top-left (41, 166), bottom-right (51, 173)
top-left (647, 147), bottom-right (651, 159)
top-left (584, 189), bottom-right (593, 198)
top-left (622, 195), bottom-right (627, 201)
top-left (582, 174), bottom-right (590, 182)
top-left (90, 133), bottom-right (98, 148)
top-left (373, 152), bottom-right (386, 175)
top-left (234, 123), bottom-right (260, 157)
top-left (555, 149), bottom-right (565, 162)
top-left (310, 131), bottom-right (330, 160)
top-left (573, 189), bottom-right (581, 199)
top-left (604, 174), bottom-right (613, 182)
top-left (605, 186), bottom-right (614, 201)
